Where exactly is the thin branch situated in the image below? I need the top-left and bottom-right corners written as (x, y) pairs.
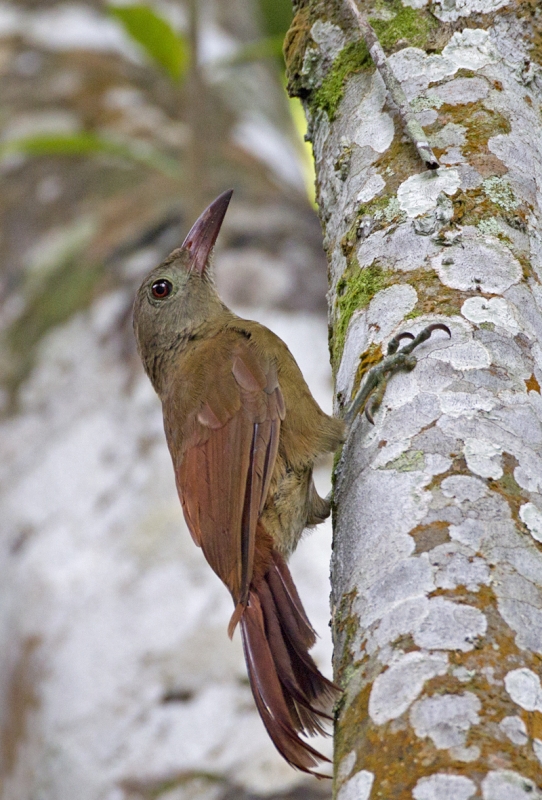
top-left (344, 0), bottom-right (439, 170)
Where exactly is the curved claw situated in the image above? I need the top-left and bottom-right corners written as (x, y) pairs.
top-left (424, 322), bottom-right (452, 338)
top-left (387, 331), bottom-right (415, 355)
top-left (365, 398), bottom-right (375, 425)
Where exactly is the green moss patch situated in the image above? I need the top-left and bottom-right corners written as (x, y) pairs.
top-left (452, 186), bottom-right (530, 238)
top-left (386, 449), bottom-right (425, 472)
top-left (341, 194), bottom-right (390, 256)
top-left (333, 261), bottom-right (392, 369)
top-left (309, 1), bottom-right (438, 119)
top-left (404, 266), bottom-right (467, 319)
top-left (374, 131), bottom-right (425, 195)
top-left (284, 5), bottom-right (314, 97)
top-left (312, 40), bottom-right (371, 120)
top-left (370, 1), bottom-right (438, 52)
top-left (331, 261), bottom-right (470, 372)
top-left (427, 101), bottom-right (511, 158)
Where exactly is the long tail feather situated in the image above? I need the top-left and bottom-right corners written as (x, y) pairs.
top-left (238, 557), bottom-right (342, 776)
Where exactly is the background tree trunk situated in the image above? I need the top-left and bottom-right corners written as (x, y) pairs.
top-left (286, 0), bottom-right (542, 797)
top-left (0, 2), bottom-right (334, 799)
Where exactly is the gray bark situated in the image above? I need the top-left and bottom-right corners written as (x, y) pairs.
top-left (286, 0), bottom-right (542, 796)
top-left (0, 2), bottom-right (333, 799)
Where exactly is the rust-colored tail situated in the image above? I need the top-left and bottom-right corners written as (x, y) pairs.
top-left (239, 551), bottom-right (341, 776)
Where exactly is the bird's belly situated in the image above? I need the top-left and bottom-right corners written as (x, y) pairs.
top-left (260, 466), bottom-right (314, 559)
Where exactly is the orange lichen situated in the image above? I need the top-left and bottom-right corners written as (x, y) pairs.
top-left (487, 453), bottom-right (529, 526)
top-left (411, 521), bottom-right (451, 553)
top-left (335, 577), bottom-right (542, 797)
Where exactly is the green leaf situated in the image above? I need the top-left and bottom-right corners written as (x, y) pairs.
top-left (108, 3), bottom-right (188, 81)
top-left (0, 132), bottom-right (181, 177)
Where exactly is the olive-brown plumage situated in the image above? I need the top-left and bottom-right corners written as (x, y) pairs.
top-left (133, 191), bottom-right (344, 775)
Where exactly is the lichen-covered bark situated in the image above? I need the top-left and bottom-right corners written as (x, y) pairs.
top-left (286, 0), bottom-right (542, 797)
top-left (0, 3), bottom-right (333, 800)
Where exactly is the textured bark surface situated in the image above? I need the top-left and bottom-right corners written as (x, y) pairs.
top-left (286, 0), bottom-right (542, 797)
top-left (0, 2), bottom-right (334, 799)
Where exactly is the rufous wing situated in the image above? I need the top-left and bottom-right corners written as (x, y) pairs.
top-left (166, 336), bottom-right (285, 606)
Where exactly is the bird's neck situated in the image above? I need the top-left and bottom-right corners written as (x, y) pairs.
top-left (141, 291), bottom-right (234, 397)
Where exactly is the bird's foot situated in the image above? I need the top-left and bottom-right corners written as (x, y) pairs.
top-left (344, 323), bottom-right (451, 426)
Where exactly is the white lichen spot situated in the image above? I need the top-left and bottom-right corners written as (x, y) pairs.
top-left (440, 475), bottom-right (487, 503)
top-left (519, 503), bottom-right (542, 544)
top-left (461, 296), bottom-right (520, 334)
top-left (302, 23), bottom-right (347, 88)
top-left (499, 715), bottom-right (528, 746)
top-left (357, 219), bottom-right (437, 272)
top-left (498, 593), bottom-right (542, 655)
top-left (337, 749), bottom-right (357, 782)
top-left (337, 770), bottom-right (374, 800)
top-left (368, 651), bottom-right (448, 725)
top-left (453, 666), bottom-right (476, 682)
top-left (410, 691), bottom-right (481, 748)
top-left (362, 557), bottom-right (435, 629)
top-left (431, 546), bottom-right (490, 591)
top-left (425, 453), bottom-right (453, 475)
top-left (504, 668), bottom-right (542, 712)
top-left (434, 77), bottom-right (489, 106)
top-left (367, 284), bottom-right (418, 342)
top-left (449, 519), bottom-right (485, 550)
top-left (387, 48), bottom-right (457, 97)
top-left (410, 92), bottom-right (443, 112)
top-left (370, 596), bottom-right (429, 652)
top-left (402, 0), bottom-right (429, 8)
top-left (433, 237), bottom-right (522, 294)
top-left (397, 168), bottom-right (460, 218)
top-left (310, 20), bottom-right (346, 59)
top-left (477, 218), bottom-right (510, 240)
top-left (450, 744), bottom-right (481, 761)
top-left (440, 390), bottom-right (497, 418)
top-left (430, 339), bottom-right (491, 371)
top-left (413, 773), bottom-right (476, 800)
top-left (414, 598), bottom-right (487, 651)
top-left (352, 73), bottom-right (395, 154)
top-left (534, 739), bottom-right (542, 766)
top-left (440, 146), bottom-right (465, 166)
top-left (373, 197), bottom-right (405, 224)
top-left (482, 176), bottom-right (519, 211)
top-left (441, 29), bottom-right (498, 68)
top-left (441, 475), bottom-right (488, 503)
top-left (357, 173), bottom-right (386, 203)
top-left (429, 122), bottom-right (466, 150)
top-left (481, 666), bottom-right (499, 685)
top-left (464, 438), bottom-right (503, 480)
top-left (482, 770), bottom-right (542, 799)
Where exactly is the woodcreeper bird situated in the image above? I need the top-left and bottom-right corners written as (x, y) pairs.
top-left (133, 190), bottom-right (450, 774)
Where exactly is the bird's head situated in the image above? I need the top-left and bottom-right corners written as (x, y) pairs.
top-left (133, 189), bottom-right (233, 382)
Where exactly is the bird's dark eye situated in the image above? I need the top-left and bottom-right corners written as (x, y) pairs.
top-left (151, 279), bottom-right (172, 299)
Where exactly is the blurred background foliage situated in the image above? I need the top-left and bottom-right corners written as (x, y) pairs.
top-left (0, 0), bottom-right (322, 412)
top-left (0, 0), bottom-right (313, 193)
top-left (0, 3), bottom-right (335, 798)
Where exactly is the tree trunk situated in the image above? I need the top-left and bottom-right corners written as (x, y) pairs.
top-left (286, 1), bottom-right (542, 797)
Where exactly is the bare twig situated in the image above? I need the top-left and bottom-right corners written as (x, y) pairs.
top-left (344, 0), bottom-right (439, 170)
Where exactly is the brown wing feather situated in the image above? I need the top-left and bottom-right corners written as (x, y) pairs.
top-left (168, 337), bottom-right (284, 605)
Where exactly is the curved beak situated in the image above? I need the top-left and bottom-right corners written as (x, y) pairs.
top-left (182, 189), bottom-right (233, 275)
